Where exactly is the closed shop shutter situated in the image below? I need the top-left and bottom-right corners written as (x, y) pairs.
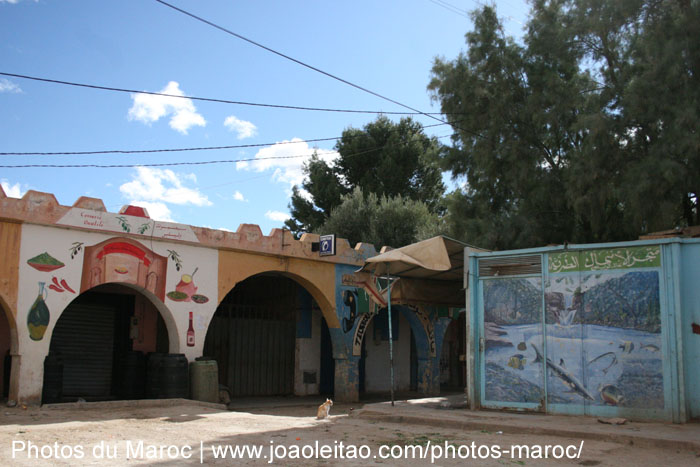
top-left (50, 304), bottom-right (116, 398)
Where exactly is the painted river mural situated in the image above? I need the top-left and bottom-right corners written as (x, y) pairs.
top-left (482, 246), bottom-right (664, 411)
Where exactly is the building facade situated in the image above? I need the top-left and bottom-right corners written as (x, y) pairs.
top-left (0, 188), bottom-right (461, 405)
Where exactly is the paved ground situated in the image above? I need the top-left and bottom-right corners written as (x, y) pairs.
top-left (0, 397), bottom-right (698, 466)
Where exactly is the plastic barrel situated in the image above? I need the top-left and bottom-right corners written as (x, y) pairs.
top-left (146, 353), bottom-right (166, 399)
top-left (159, 354), bottom-right (189, 399)
top-left (120, 351), bottom-right (146, 399)
top-left (42, 353), bottom-right (63, 404)
top-left (190, 360), bottom-right (219, 403)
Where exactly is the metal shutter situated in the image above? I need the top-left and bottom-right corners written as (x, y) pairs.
top-left (50, 304), bottom-right (116, 398)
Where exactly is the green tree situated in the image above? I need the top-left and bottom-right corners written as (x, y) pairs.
top-left (429, 1), bottom-right (698, 249)
top-left (319, 187), bottom-right (443, 248)
top-left (285, 116), bottom-right (445, 236)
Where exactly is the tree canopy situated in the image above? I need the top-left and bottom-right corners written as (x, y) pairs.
top-left (285, 115), bottom-right (446, 246)
top-left (319, 187), bottom-right (443, 249)
top-left (429, 0), bottom-right (699, 250)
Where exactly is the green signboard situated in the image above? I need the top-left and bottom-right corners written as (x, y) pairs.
top-left (548, 246), bottom-right (661, 273)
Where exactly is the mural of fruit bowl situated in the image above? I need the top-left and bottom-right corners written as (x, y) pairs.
top-left (114, 266), bottom-right (129, 274)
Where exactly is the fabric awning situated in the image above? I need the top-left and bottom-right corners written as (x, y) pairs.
top-left (355, 236), bottom-right (486, 307)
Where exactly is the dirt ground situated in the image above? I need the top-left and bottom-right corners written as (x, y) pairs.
top-left (0, 401), bottom-right (698, 466)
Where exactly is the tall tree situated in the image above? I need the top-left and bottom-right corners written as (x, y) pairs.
top-left (429, 1), bottom-right (698, 250)
top-left (285, 116), bottom-right (445, 237)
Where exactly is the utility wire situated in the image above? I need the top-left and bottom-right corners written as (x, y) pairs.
top-left (0, 72), bottom-right (448, 116)
top-left (0, 134), bottom-right (455, 169)
top-left (1, 121), bottom-right (455, 157)
top-left (153, 0), bottom-right (451, 126)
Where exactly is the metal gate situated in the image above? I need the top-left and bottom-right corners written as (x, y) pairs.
top-left (205, 276), bottom-right (297, 397)
top-left (50, 303), bottom-right (116, 398)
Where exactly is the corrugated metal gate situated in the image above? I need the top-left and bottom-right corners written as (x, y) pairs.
top-left (205, 276), bottom-right (297, 397)
top-left (50, 303), bottom-right (116, 398)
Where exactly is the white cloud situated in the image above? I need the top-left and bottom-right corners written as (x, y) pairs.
top-left (128, 201), bottom-right (173, 222)
top-left (119, 167), bottom-right (212, 208)
top-left (236, 138), bottom-right (339, 188)
top-left (128, 81), bottom-right (206, 134)
top-left (0, 78), bottom-right (22, 94)
top-left (224, 115), bottom-right (257, 139)
top-left (233, 190), bottom-right (246, 202)
top-left (1, 179), bottom-right (24, 198)
top-left (265, 210), bottom-right (291, 222)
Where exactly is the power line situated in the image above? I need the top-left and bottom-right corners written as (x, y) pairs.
top-left (153, 0), bottom-right (450, 126)
top-left (0, 134), bottom-right (456, 169)
top-left (1, 121), bottom-right (454, 157)
top-left (0, 72), bottom-right (448, 116)
top-left (0, 137), bottom-right (340, 157)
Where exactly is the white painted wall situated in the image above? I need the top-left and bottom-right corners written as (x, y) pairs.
top-left (364, 312), bottom-right (411, 393)
top-left (16, 223), bottom-right (219, 402)
top-left (294, 308), bottom-right (321, 396)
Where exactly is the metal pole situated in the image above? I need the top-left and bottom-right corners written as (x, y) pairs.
top-left (386, 271), bottom-right (395, 407)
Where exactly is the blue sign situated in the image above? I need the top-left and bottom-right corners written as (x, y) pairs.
top-left (319, 234), bottom-right (336, 256)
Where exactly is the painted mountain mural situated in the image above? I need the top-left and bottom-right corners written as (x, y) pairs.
top-left (482, 267), bottom-right (664, 412)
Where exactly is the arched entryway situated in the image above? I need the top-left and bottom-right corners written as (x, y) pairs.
top-left (359, 308), bottom-right (418, 397)
top-left (204, 273), bottom-right (335, 399)
top-left (439, 312), bottom-right (466, 391)
top-left (44, 283), bottom-right (171, 402)
top-left (0, 298), bottom-right (16, 402)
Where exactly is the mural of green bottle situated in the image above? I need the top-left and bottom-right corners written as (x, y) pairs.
top-left (27, 282), bottom-right (50, 341)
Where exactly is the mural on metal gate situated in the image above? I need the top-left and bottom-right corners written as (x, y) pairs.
top-left (483, 277), bottom-right (545, 403)
top-left (483, 246), bottom-right (664, 409)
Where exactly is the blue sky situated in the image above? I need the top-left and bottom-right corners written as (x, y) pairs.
top-left (1, 0), bottom-right (528, 234)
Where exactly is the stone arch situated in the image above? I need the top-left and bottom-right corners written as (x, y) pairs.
top-left (349, 304), bottom-right (432, 360)
top-left (40, 282), bottom-right (179, 403)
top-left (217, 251), bottom-right (339, 330)
top-left (43, 282), bottom-right (179, 354)
top-left (214, 270), bottom-right (339, 359)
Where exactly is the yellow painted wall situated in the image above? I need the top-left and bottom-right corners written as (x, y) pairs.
top-left (218, 250), bottom-right (339, 328)
top-left (0, 221), bottom-right (20, 322)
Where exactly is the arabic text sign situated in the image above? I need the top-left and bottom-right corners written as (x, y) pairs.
top-left (548, 246), bottom-right (661, 273)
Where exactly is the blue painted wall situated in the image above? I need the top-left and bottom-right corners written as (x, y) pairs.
top-left (680, 242), bottom-right (700, 419)
top-left (472, 239), bottom-right (700, 422)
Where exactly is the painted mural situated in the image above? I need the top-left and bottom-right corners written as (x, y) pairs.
top-left (480, 246), bottom-right (664, 412)
top-left (482, 277), bottom-right (545, 404)
top-left (546, 249), bottom-right (663, 410)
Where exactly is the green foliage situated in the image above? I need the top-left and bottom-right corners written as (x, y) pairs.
top-left (285, 116), bottom-right (445, 240)
top-left (319, 187), bottom-right (443, 249)
top-left (430, 1), bottom-right (699, 249)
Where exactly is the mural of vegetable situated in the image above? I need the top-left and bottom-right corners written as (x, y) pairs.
top-left (27, 252), bottom-right (65, 272)
top-left (49, 277), bottom-right (76, 294)
top-left (27, 282), bottom-right (50, 341)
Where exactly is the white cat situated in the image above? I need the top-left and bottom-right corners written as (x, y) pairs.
top-left (316, 398), bottom-right (333, 419)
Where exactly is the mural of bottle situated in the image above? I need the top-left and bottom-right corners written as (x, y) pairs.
top-left (187, 311), bottom-right (195, 347)
top-left (27, 282), bottom-right (50, 341)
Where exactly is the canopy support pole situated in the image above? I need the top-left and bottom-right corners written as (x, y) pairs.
top-left (385, 266), bottom-right (395, 407)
